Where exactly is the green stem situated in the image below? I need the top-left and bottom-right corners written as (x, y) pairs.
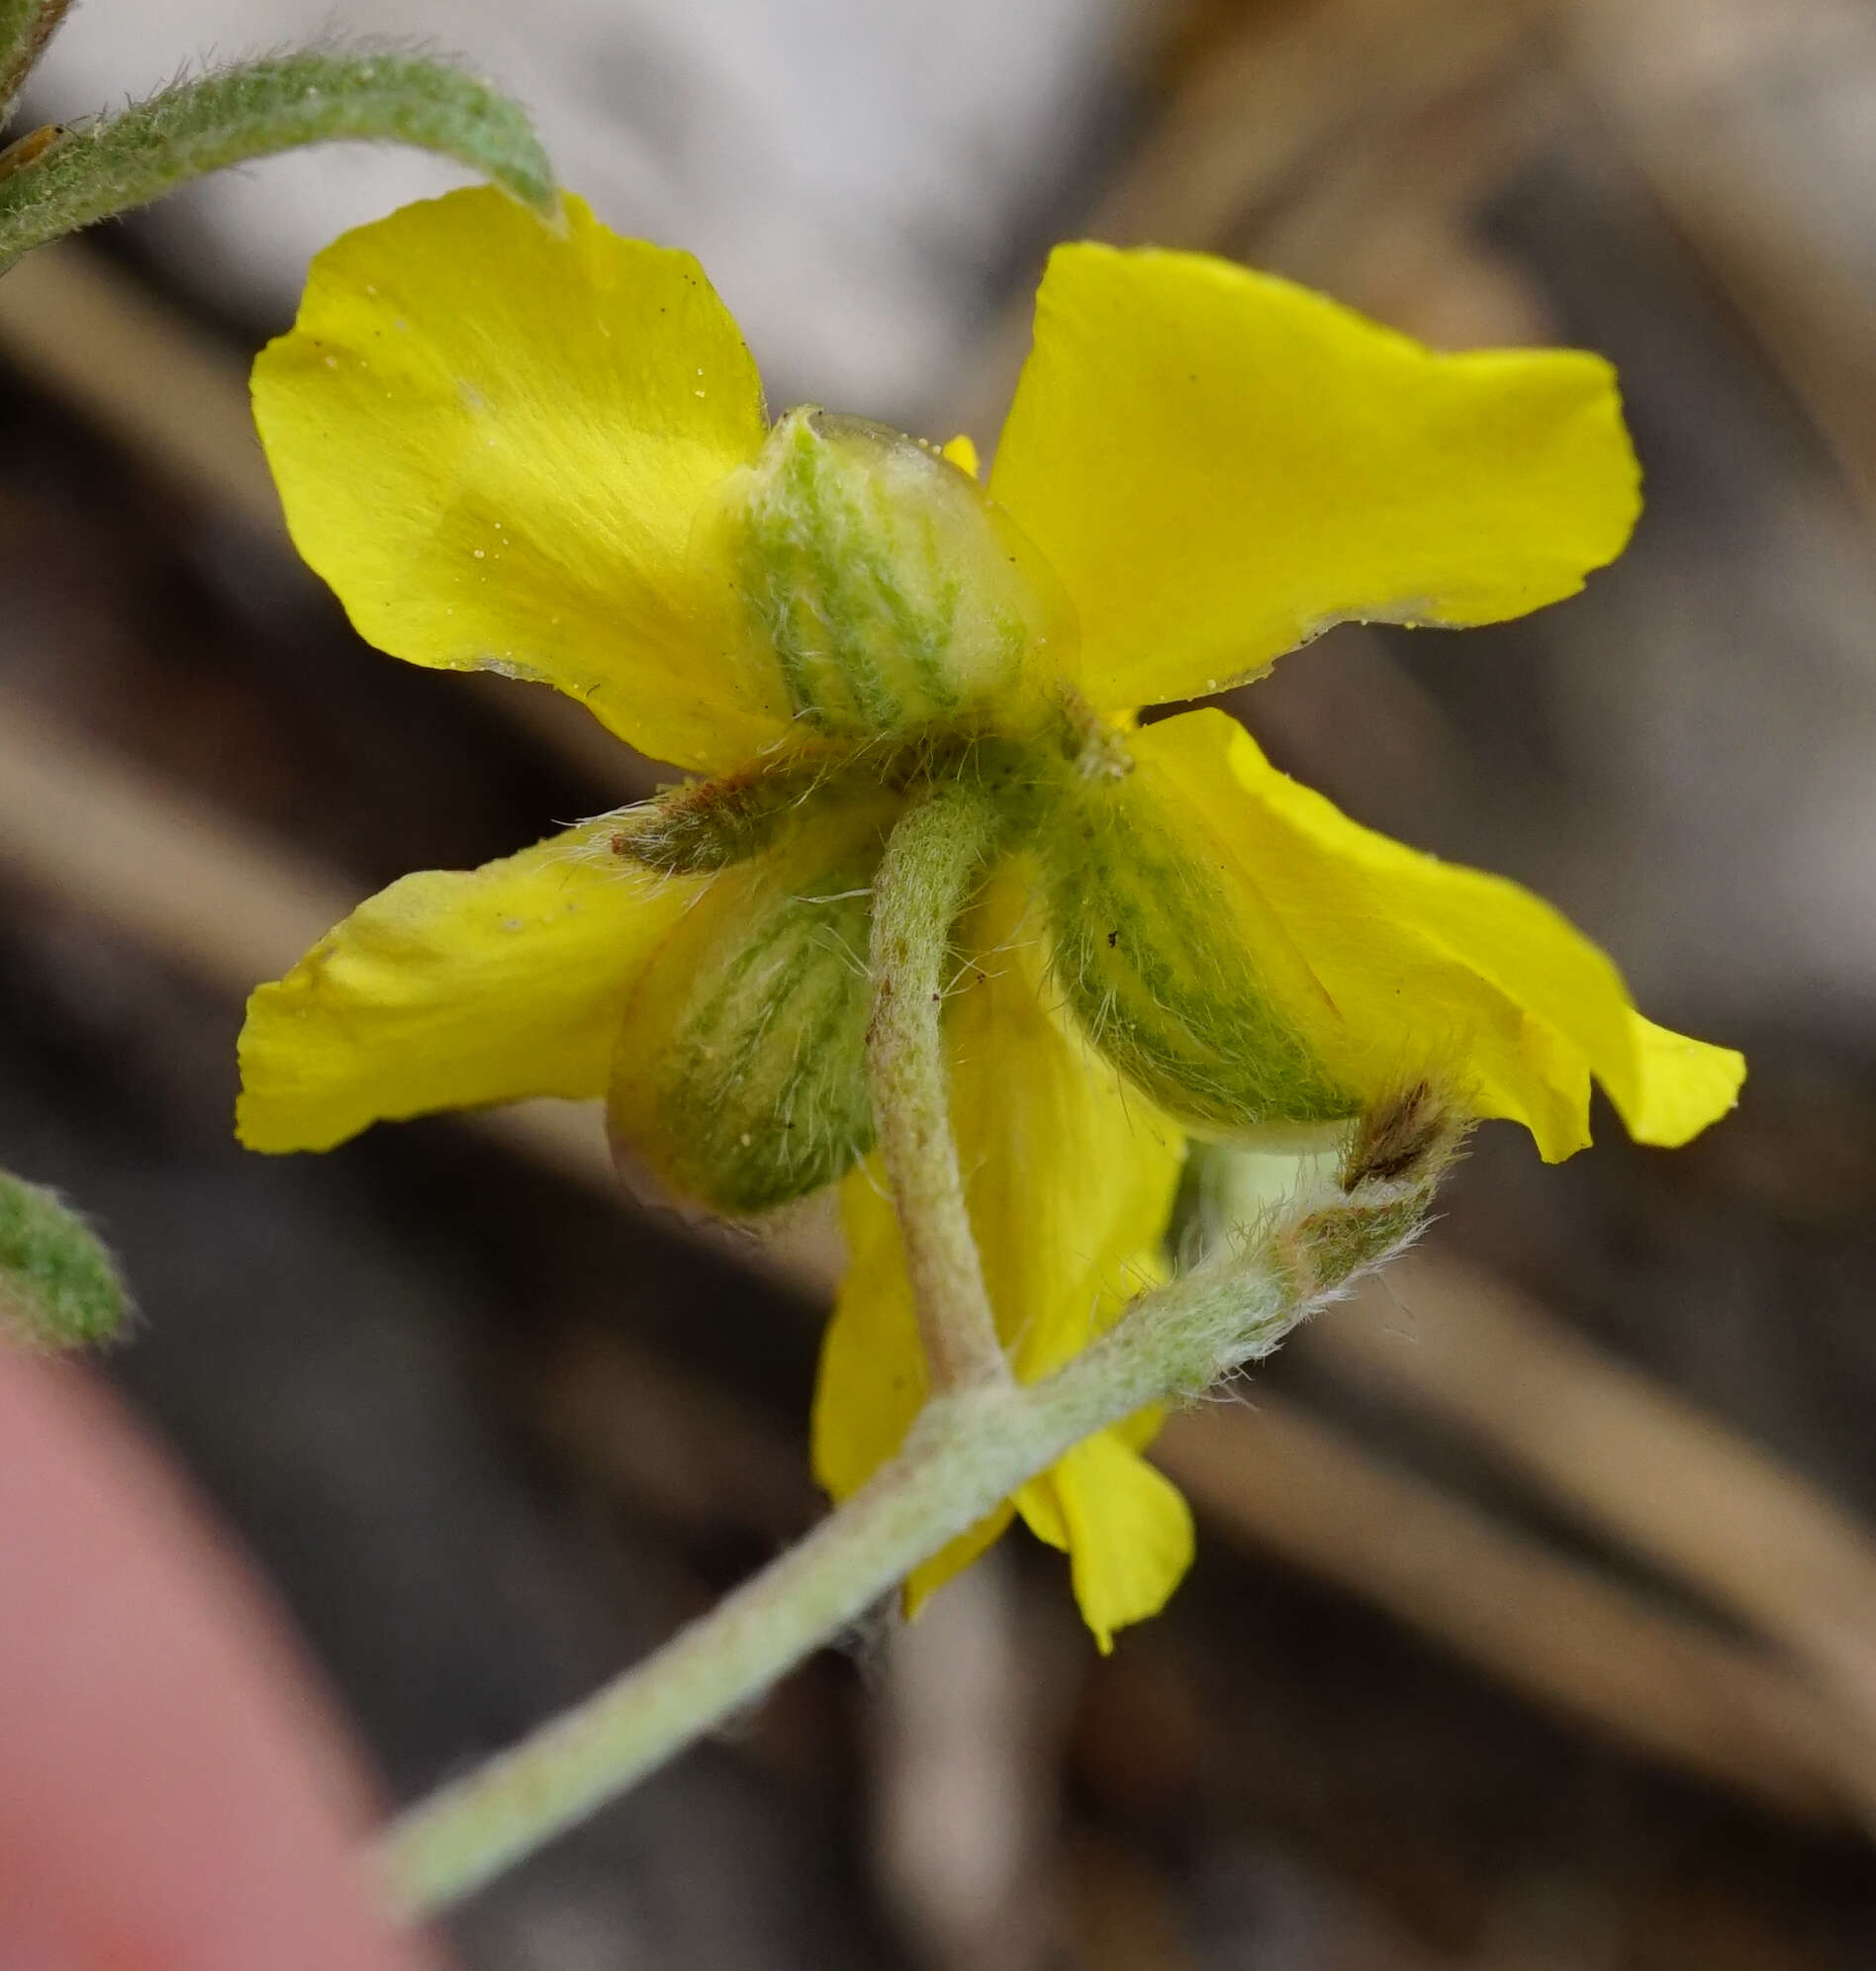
top-left (376, 1159), bottom-right (1435, 1919)
top-left (0, 48), bottom-right (553, 273)
top-left (0, 0), bottom-right (68, 127)
top-left (865, 784), bottom-right (1010, 1392)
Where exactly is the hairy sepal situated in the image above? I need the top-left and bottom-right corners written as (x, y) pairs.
top-left (1037, 754), bottom-right (1359, 1137)
top-left (608, 748), bottom-right (851, 877)
top-left (608, 790), bottom-right (897, 1215)
top-left (0, 1171), bottom-right (130, 1351)
top-left (690, 408), bottom-right (1077, 739)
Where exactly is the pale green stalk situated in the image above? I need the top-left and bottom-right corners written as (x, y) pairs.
top-left (0, 48), bottom-right (553, 273)
top-left (864, 784), bottom-right (1010, 1390)
top-left (378, 776), bottom-right (1458, 1917)
top-left (377, 1153), bottom-right (1437, 1918)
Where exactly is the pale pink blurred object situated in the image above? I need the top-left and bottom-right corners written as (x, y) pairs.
top-left (0, 1342), bottom-right (435, 1969)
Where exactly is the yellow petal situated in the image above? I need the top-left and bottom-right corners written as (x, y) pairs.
top-left (238, 820), bottom-right (701, 1152)
top-left (990, 243), bottom-right (1640, 714)
top-left (811, 1169), bottom-right (925, 1506)
top-left (940, 432), bottom-right (981, 478)
top-left (253, 187), bottom-right (790, 773)
top-left (952, 864), bottom-right (1185, 1380)
top-left (1016, 1436), bottom-right (1194, 1653)
top-left (1623, 1012), bottom-right (1750, 1149)
top-left (809, 864), bottom-right (1191, 1639)
top-left (1129, 709), bottom-right (1742, 1160)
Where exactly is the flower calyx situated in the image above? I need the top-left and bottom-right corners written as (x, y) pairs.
top-left (1036, 762), bottom-right (1360, 1139)
top-left (693, 406), bottom-right (1078, 741)
top-left (606, 783), bottom-right (895, 1216)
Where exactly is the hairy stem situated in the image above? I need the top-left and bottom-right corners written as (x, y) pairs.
top-left (376, 1161), bottom-right (1436, 1918)
top-left (0, 0), bottom-right (69, 126)
top-left (865, 784), bottom-right (1010, 1392)
top-left (0, 48), bottom-right (553, 273)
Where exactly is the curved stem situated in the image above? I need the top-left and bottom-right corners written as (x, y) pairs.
top-left (375, 1159), bottom-right (1437, 1919)
top-left (865, 783), bottom-right (1009, 1392)
top-left (0, 49), bottom-right (553, 273)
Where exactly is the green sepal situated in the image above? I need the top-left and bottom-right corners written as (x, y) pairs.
top-left (695, 408), bottom-right (1077, 741)
top-left (608, 787), bottom-right (895, 1215)
top-left (610, 728), bottom-right (1050, 879)
top-left (1036, 750), bottom-right (1359, 1138)
top-left (0, 1169), bottom-right (130, 1351)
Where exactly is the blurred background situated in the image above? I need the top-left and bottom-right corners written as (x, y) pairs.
top-left (5, 0), bottom-right (1876, 1963)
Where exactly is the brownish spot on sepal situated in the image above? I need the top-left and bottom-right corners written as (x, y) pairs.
top-left (1339, 1078), bottom-right (1469, 1191)
top-left (1272, 1186), bottom-right (1432, 1302)
top-left (0, 125), bottom-right (63, 182)
top-left (608, 746), bottom-right (853, 876)
top-left (1267, 1081), bottom-right (1473, 1300)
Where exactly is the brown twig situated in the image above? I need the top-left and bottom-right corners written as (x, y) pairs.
top-left (1156, 1395), bottom-right (1848, 1823)
top-left (1298, 1249), bottom-right (1876, 1813)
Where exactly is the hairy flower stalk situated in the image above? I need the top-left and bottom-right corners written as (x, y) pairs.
top-left (379, 1093), bottom-right (1455, 1918)
top-left (865, 782), bottom-right (1011, 1392)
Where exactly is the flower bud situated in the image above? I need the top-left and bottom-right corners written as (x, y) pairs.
top-left (0, 1172), bottom-right (130, 1352)
top-left (692, 408), bottom-right (1076, 739)
top-left (608, 788), bottom-right (894, 1214)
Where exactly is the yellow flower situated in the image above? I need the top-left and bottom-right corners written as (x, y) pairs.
top-left (237, 186), bottom-right (1742, 1646)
